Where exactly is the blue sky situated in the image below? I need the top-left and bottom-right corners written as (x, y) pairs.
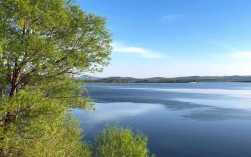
top-left (78, 0), bottom-right (251, 78)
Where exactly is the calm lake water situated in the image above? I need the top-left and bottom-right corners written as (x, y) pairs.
top-left (73, 83), bottom-right (251, 157)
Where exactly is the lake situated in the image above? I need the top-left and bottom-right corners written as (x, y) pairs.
top-left (73, 83), bottom-right (251, 157)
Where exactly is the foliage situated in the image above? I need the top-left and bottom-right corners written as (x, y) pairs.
top-left (0, 0), bottom-right (112, 96)
top-left (0, 0), bottom-right (109, 126)
top-left (0, 89), bottom-right (92, 157)
top-left (0, 0), bottom-right (107, 154)
top-left (94, 124), bottom-right (155, 157)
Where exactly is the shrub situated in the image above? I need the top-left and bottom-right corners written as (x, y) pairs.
top-left (94, 124), bottom-right (155, 157)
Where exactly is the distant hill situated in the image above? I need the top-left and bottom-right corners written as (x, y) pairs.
top-left (82, 75), bottom-right (251, 83)
top-left (77, 75), bottom-right (102, 81)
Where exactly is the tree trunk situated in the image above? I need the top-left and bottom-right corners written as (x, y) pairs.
top-left (9, 69), bottom-right (20, 96)
top-left (10, 85), bottom-right (17, 97)
top-left (5, 70), bottom-right (20, 124)
top-left (6, 85), bottom-right (18, 123)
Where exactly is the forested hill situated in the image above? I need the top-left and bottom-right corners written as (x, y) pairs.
top-left (80, 76), bottom-right (251, 83)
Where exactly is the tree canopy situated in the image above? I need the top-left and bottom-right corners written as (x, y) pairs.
top-left (0, 0), bottom-right (112, 96)
top-left (0, 0), bottom-right (112, 124)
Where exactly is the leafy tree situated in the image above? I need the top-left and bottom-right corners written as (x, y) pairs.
top-left (94, 124), bottom-right (155, 157)
top-left (0, 0), bottom-right (111, 156)
top-left (0, 0), bottom-right (111, 95)
top-left (0, 0), bottom-right (111, 121)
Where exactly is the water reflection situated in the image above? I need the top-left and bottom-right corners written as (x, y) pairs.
top-left (76, 83), bottom-right (251, 157)
top-left (74, 103), bottom-right (160, 124)
top-left (123, 88), bottom-right (251, 99)
top-left (86, 83), bottom-right (251, 121)
top-left (173, 98), bottom-right (251, 109)
top-left (75, 101), bottom-right (251, 157)
top-left (183, 107), bottom-right (251, 121)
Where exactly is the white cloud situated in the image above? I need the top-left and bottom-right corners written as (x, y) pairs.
top-left (161, 14), bottom-right (183, 22)
top-left (88, 41), bottom-right (251, 77)
top-left (91, 59), bottom-right (251, 78)
top-left (208, 41), bottom-right (251, 60)
top-left (112, 42), bottom-right (164, 59)
top-left (230, 51), bottom-right (251, 60)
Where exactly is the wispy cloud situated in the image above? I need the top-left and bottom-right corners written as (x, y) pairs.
top-left (208, 40), bottom-right (239, 52)
top-left (230, 51), bottom-right (251, 60)
top-left (209, 40), bottom-right (251, 61)
top-left (161, 14), bottom-right (183, 22)
top-left (112, 42), bottom-right (164, 59)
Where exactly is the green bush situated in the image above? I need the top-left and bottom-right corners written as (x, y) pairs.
top-left (94, 124), bottom-right (155, 157)
top-left (0, 89), bottom-right (92, 157)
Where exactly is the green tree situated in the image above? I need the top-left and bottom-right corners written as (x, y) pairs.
top-left (0, 0), bottom-right (111, 121)
top-left (0, 0), bottom-right (111, 156)
top-left (0, 0), bottom-right (111, 95)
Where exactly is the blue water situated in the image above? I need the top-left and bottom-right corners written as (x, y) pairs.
top-left (73, 83), bottom-right (251, 157)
